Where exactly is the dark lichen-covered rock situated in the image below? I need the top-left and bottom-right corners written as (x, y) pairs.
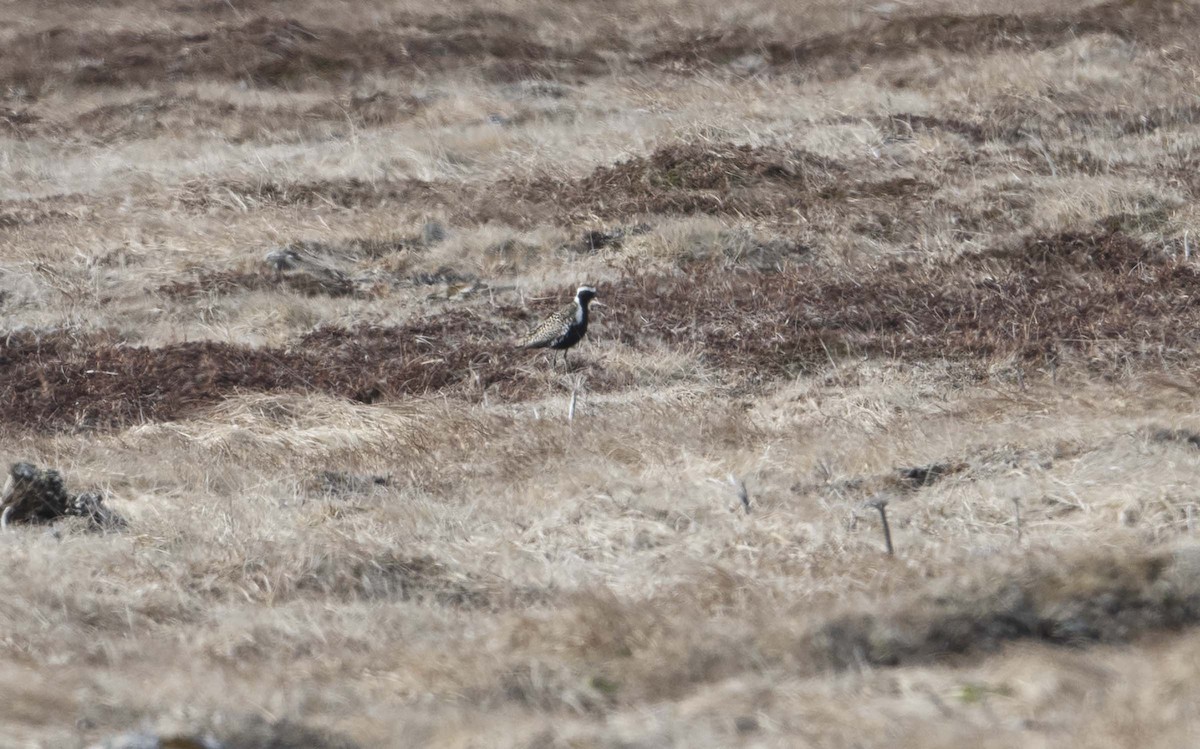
top-left (0, 462), bottom-right (126, 531)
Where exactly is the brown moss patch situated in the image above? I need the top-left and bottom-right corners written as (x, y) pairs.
top-left (0, 16), bottom-right (605, 94)
top-left (29, 92), bottom-right (427, 145)
top-left (608, 229), bottom-right (1200, 378)
top-left (506, 142), bottom-right (932, 223)
top-left (644, 0), bottom-right (1199, 75)
top-left (5, 1), bottom-right (1194, 98)
top-left (0, 304), bottom-right (626, 430)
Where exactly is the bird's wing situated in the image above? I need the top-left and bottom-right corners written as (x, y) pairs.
top-left (519, 304), bottom-right (574, 348)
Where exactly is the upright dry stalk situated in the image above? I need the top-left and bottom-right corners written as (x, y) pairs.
top-left (1012, 497), bottom-right (1023, 545)
top-left (1029, 135), bottom-right (1057, 177)
top-left (1188, 503), bottom-right (1196, 536)
top-left (729, 474), bottom-right (750, 514)
top-left (567, 375), bottom-right (585, 422)
top-left (867, 496), bottom-right (894, 556)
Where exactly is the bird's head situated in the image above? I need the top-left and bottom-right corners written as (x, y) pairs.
top-left (575, 286), bottom-right (599, 306)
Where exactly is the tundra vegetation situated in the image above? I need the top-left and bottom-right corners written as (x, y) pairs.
top-left (3, 0), bottom-right (1200, 746)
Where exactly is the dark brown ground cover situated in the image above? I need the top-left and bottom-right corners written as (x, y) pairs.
top-left (643, 0), bottom-right (1199, 74)
top-left (8, 0), bottom-right (1195, 98)
top-left (0, 308), bottom-right (534, 429)
top-left (507, 142), bottom-right (933, 224)
top-left (607, 229), bottom-right (1200, 377)
top-left (4, 229), bottom-right (1197, 430)
top-left (0, 17), bottom-right (607, 94)
top-left (3, 92), bottom-right (428, 146)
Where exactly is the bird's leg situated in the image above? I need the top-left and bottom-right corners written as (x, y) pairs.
top-left (564, 349), bottom-right (571, 370)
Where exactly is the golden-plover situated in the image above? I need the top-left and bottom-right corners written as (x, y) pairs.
top-left (518, 286), bottom-right (599, 367)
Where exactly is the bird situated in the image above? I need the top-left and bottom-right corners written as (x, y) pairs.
top-left (518, 286), bottom-right (599, 368)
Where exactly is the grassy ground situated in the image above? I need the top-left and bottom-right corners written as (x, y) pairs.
top-left (4, 0), bottom-right (1200, 746)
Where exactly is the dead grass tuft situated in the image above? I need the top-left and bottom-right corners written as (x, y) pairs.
top-left (286, 551), bottom-right (492, 608)
top-left (179, 176), bottom-right (448, 212)
top-left (158, 268), bottom-right (360, 299)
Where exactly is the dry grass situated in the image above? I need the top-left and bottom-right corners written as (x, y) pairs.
top-left (5, 0), bottom-right (1200, 746)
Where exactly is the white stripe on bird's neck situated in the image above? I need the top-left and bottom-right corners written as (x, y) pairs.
top-left (574, 298), bottom-right (585, 324)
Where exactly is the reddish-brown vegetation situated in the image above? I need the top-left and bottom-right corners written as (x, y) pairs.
top-left (609, 229), bottom-right (1198, 377)
top-left (7, 0), bottom-right (1192, 99)
top-left (3, 92), bottom-right (429, 146)
top-left (0, 16), bottom-right (606, 94)
top-left (0, 302), bottom-right (633, 428)
top-left (643, 0), bottom-right (1199, 74)
top-left (509, 142), bottom-right (933, 222)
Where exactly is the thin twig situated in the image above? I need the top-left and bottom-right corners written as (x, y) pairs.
top-left (1011, 497), bottom-right (1023, 545)
top-left (867, 496), bottom-right (894, 556)
top-left (1188, 503), bottom-right (1196, 536)
top-left (1030, 135), bottom-right (1057, 178)
top-left (819, 338), bottom-right (842, 385)
top-left (728, 474), bottom-right (750, 514)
